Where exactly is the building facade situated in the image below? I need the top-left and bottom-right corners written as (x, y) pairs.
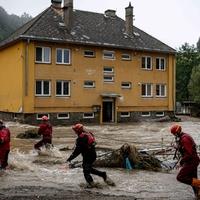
top-left (0, 0), bottom-right (176, 125)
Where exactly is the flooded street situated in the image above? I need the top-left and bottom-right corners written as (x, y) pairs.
top-left (1, 116), bottom-right (200, 200)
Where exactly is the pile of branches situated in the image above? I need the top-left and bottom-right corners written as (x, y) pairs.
top-left (94, 143), bottom-right (161, 171)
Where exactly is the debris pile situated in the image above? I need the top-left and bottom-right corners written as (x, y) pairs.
top-left (94, 143), bottom-right (161, 171)
top-left (16, 129), bottom-right (40, 139)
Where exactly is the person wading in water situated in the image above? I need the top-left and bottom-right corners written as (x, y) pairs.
top-left (66, 123), bottom-right (115, 188)
top-left (170, 124), bottom-right (200, 199)
top-left (34, 115), bottom-right (53, 150)
top-left (0, 120), bottom-right (11, 170)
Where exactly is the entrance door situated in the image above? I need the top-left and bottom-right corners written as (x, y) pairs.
top-left (102, 100), bottom-right (114, 123)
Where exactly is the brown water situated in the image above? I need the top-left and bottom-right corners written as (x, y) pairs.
top-left (1, 116), bottom-right (200, 200)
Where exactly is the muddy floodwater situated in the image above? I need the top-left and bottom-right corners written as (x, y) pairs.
top-left (1, 116), bottom-right (200, 200)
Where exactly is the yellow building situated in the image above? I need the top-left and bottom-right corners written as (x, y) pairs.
top-left (0, 0), bottom-right (176, 125)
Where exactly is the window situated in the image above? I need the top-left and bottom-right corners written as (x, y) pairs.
top-left (141, 112), bottom-right (151, 117)
top-left (104, 75), bottom-right (114, 82)
top-left (56, 80), bottom-right (70, 96)
top-left (141, 83), bottom-right (152, 97)
top-left (121, 53), bottom-right (131, 60)
top-left (103, 66), bottom-right (114, 73)
top-left (156, 112), bottom-right (164, 117)
top-left (120, 112), bottom-right (130, 118)
top-left (103, 50), bottom-right (115, 60)
top-left (37, 113), bottom-right (50, 120)
top-left (141, 56), bottom-right (152, 70)
top-left (35, 80), bottom-right (51, 96)
top-left (56, 48), bottom-right (70, 64)
top-left (84, 81), bottom-right (95, 88)
top-left (57, 113), bottom-right (70, 119)
top-left (156, 84), bottom-right (166, 97)
top-left (121, 82), bottom-right (132, 89)
top-left (84, 50), bottom-right (95, 57)
top-left (35, 47), bottom-right (51, 63)
top-left (83, 112), bottom-right (94, 119)
top-left (156, 58), bottom-right (166, 70)
top-left (103, 66), bottom-right (114, 83)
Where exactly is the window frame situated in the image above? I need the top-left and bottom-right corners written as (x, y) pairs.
top-left (155, 112), bottom-right (165, 117)
top-left (37, 113), bottom-right (50, 120)
top-left (141, 56), bottom-right (152, 70)
top-left (56, 48), bottom-right (71, 65)
top-left (156, 84), bottom-right (167, 97)
top-left (56, 80), bottom-right (70, 97)
top-left (35, 46), bottom-right (51, 64)
top-left (121, 53), bottom-right (131, 61)
top-left (57, 113), bottom-right (70, 119)
top-left (83, 112), bottom-right (95, 119)
top-left (120, 112), bottom-right (130, 118)
top-left (121, 82), bottom-right (132, 89)
top-left (156, 57), bottom-right (166, 71)
top-left (103, 75), bottom-right (114, 82)
top-left (84, 80), bottom-right (95, 88)
top-left (35, 80), bottom-right (51, 96)
top-left (141, 112), bottom-right (151, 117)
top-left (103, 66), bottom-right (114, 73)
top-left (103, 50), bottom-right (115, 60)
top-left (141, 83), bottom-right (153, 97)
top-left (84, 50), bottom-right (95, 58)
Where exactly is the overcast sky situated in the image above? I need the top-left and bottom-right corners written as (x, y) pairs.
top-left (0, 0), bottom-right (200, 49)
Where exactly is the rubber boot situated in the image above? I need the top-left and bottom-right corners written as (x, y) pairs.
top-left (192, 178), bottom-right (200, 187)
top-left (85, 181), bottom-right (102, 189)
top-left (103, 173), bottom-right (116, 186)
top-left (192, 178), bottom-right (200, 199)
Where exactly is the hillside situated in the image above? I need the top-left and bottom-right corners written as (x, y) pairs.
top-left (0, 6), bottom-right (32, 41)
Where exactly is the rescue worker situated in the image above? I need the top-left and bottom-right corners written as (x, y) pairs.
top-left (0, 120), bottom-right (11, 169)
top-left (66, 123), bottom-right (115, 188)
top-left (34, 115), bottom-right (53, 150)
top-left (170, 124), bottom-right (200, 199)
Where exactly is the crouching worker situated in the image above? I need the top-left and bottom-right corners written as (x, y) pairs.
top-left (170, 124), bottom-right (200, 199)
top-left (66, 123), bottom-right (115, 188)
top-left (34, 115), bottom-right (53, 150)
top-left (0, 120), bottom-right (11, 170)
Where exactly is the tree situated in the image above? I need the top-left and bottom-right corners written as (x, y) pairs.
top-left (197, 37), bottom-right (200, 52)
top-left (0, 7), bottom-right (32, 41)
top-left (20, 12), bottom-right (32, 25)
top-left (188, 64), bottom-right (200, 103)
top-left (176, 43), bottom-right (200, 102)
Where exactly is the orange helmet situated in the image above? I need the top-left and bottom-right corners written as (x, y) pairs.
top-left (170, 124), bottom-right (182, 135)
top-left (72, 123), bottom-right (84, 133)
top-left (42, 115), bottom-right (49, 121)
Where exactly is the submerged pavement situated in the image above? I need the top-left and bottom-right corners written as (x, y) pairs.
top-left (1, 116), bottom-right (200, 199)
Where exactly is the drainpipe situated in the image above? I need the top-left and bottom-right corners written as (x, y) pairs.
top-left (25, 39), bottom-right (30, 96)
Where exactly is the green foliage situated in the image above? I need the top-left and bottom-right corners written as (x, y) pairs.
top-left (188, 65), bottom-right (200, 104)
top-left (0, 7), bottom-right (32, 41)
top-left (197, 37), bottom-right (200, 52)
top-left (176, 43), bottom-right (200, 102)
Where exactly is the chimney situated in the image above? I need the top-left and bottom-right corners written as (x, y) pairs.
top-left (51, 0), bottom-right (62, 9)
top-left (63, 0), bottom-right (73, 30)
top-left (105, 9), bottom-right (116, 18)
top-left (125, 2), bottom-right (134, 36)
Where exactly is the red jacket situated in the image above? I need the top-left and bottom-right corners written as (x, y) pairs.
top-left (38, 123), bottom-right (52, 140)
top-left (179, 132), bottom-right (199, 165)
top-left (0, 127), bottom-right (11, 151)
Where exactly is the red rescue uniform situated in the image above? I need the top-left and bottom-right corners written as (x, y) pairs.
top-left (34, 123), bottom-right (52, 150)
top-left (0, 126), bottom-right (11, 169)
top-left (176, 132), bottom-right (200, 187)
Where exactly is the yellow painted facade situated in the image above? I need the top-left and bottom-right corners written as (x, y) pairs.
top-left (0, 40), bottom-right (175, 123)
top-left (0, 42), bottom-right (24, 113)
